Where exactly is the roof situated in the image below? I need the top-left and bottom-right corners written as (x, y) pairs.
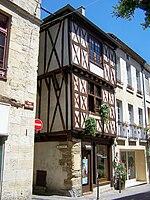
top-left (41, 4), bottom-right (119, 49)
top-left (108, 33), bottom-right (150, 72)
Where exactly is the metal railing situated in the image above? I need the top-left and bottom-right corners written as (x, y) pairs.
top-left (117, 122), bottom-right (127, 138)
top-left (117, 122), bottom-right (147, 141)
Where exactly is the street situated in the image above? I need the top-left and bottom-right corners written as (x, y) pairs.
top-left (32, 183), bottom-right (150, 200)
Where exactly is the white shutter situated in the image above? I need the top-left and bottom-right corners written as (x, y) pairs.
top-left (0, 103), bottom-right (10, 136)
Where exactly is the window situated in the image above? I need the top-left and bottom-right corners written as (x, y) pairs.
top-left (116, 56), bottom-right (121, 81)
top-left (136, 70), bottom-right (141, 91)
top-left (97, 145), bottom-right (108, 181)
top-left (116, 100), bottom-right (123, 122)
top-left (145, 76), bottom-right (150, 95)
top-left (88, 83), bottom-right (102, 113)
top-left (0, 12), bottom-right (9, 79)
top-left (128, 104), bottom-right (134, 124)
top-left (126, 54), bottom-right (130, 61)
top-left (138, 108), bottom-right (143, 126)
top-left (89, 37), bottom-right (102, 65)
top-left (0, 140), bottom-right (3, 180)
top-left (126, 64), bottom-right (132, 85)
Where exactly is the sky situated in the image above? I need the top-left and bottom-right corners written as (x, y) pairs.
top-left (41, 0), bottom-right (150, 64)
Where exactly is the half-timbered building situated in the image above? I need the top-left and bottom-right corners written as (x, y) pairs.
top-left (33, 5), bottom-right (118, 196)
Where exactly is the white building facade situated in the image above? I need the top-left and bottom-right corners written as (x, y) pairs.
top-left (109, 34), bottom-right (150, 186)
top-left (0, 0), bottom-right (41, 199)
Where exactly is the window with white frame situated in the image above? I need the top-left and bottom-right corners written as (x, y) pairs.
top-left (126, 64), bottom-right (132, 85)
top-left (145, 76), bottom-right (150, 95)
top-left (116, 100), bottom-right (123, 122)
top-left (136, 70), bottom-right (141, 92)
top-left (128, 104), bottom-right (134, 124)
top-left (116, 56), bottom-right (121, 81)
top-left (138, 108), bottom-right (143, 126)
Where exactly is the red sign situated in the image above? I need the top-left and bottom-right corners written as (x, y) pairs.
top-left (34, 118), bottom-right (43, 131)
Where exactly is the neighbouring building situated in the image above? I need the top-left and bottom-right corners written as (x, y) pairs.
top-left (33, 4), bottom-right (118, 196)
top-left (109, 34), bottom-right (150, 186)
top-left (0, 0), bottom-right (41, 199)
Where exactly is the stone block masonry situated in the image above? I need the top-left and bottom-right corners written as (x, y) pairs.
top-left (0, 0), bottom-right (41, 199)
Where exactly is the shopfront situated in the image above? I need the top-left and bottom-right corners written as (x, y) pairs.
top-left (82, 141), bottom-right (113, 193)
top-left (120, 151), bottom-right (136, 180)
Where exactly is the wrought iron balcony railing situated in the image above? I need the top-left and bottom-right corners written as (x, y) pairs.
top-left (117, 122), bottom-right (147, 141)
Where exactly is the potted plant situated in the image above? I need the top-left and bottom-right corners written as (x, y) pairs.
top-left (114, 154), bottom-right (126, 190)
top-left (122, 121), bottom-right (128, 127)
top-left (85, 117), bottom-right (97, 136)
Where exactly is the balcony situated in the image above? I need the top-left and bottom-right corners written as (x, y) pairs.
top-left (117, 122), bottom-right (147, 141)
top-left (117, 121), bottom-right (127, 138)
top-left (137, 127), bottom-right (147, 140)
top-left (128, 124), bottom-right (138, 140)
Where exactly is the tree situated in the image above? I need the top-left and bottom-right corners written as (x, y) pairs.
top-left (113, 0), bottom-right (150, 29)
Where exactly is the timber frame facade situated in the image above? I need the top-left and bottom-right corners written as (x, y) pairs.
top-left (34, 5), bottom-right (118, 196)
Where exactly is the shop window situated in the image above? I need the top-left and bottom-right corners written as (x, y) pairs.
top-left (88, 83), bottom-right (102, 114)
top-left (97, 145), bottom-right (108, 182)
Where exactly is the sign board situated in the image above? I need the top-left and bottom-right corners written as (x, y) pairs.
top-left (34, 118), bottom-right (43, 131)
top-left (24, 101), bottom-right (34, 110)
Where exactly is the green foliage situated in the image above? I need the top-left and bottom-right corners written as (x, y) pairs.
top-left (113, 0), bottom-right (150, 29)
top-left (114, 160), bottom-right (127, 178)
top-left (114, 154), bottom-right (127, 179)
top-left (85, 117), bottom-right (97, 136)
top-left (99, 103), bottom-right (110, 124)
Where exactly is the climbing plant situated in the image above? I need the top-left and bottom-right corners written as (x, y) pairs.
top-left (99, 103), bottom-right (110, 124)
top-left (85, 116), bottom-right (97, 136)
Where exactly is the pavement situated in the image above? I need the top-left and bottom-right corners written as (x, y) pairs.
top-left (32, 183), bottom-right (150, 200)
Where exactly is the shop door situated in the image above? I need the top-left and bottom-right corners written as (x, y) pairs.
top-left (82, 150), bottom-right (91, 193)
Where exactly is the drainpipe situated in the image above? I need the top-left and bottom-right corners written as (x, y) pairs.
top-left (142, 64), bottom-right (147, 130)
top-left (142, 63), bottom-right (149, 183)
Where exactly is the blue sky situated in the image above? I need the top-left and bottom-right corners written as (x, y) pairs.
top-left (41, 0), bottom-right (150, 64)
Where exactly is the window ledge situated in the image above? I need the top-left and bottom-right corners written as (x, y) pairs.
top-left (116, 80), bottom-right (123, 89)
top-left (126, 87), bottom-right (134, 94)
top-left (136, 92), bottom-right (143, 99)
top-left (90, 60), bottom-right (103, 69)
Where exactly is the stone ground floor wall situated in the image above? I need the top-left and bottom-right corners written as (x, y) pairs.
top-left (0, 106), bottom-right (35, 200)
top-left (33, 140), bottom-right (82, 196)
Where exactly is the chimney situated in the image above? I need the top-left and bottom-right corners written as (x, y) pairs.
top-left (77, 6), bottom-right (85, 16)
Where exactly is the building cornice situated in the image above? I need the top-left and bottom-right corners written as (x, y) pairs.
top-left (1, 0), bottom-right (42, 25)
top-left (108, 33), bottom-right (146, 66)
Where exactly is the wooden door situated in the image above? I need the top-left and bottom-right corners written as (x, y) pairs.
top-left (82, 150), bottom-right (92, 193)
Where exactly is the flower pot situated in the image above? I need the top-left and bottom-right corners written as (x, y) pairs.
top-left (114, 178), bottom-right (125, 190)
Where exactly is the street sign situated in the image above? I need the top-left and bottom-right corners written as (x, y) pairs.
top-left (34, 118), bottom-right (43, 131)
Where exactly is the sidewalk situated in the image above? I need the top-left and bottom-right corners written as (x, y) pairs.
top-left (32, 183), bottom-right (150, 200)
